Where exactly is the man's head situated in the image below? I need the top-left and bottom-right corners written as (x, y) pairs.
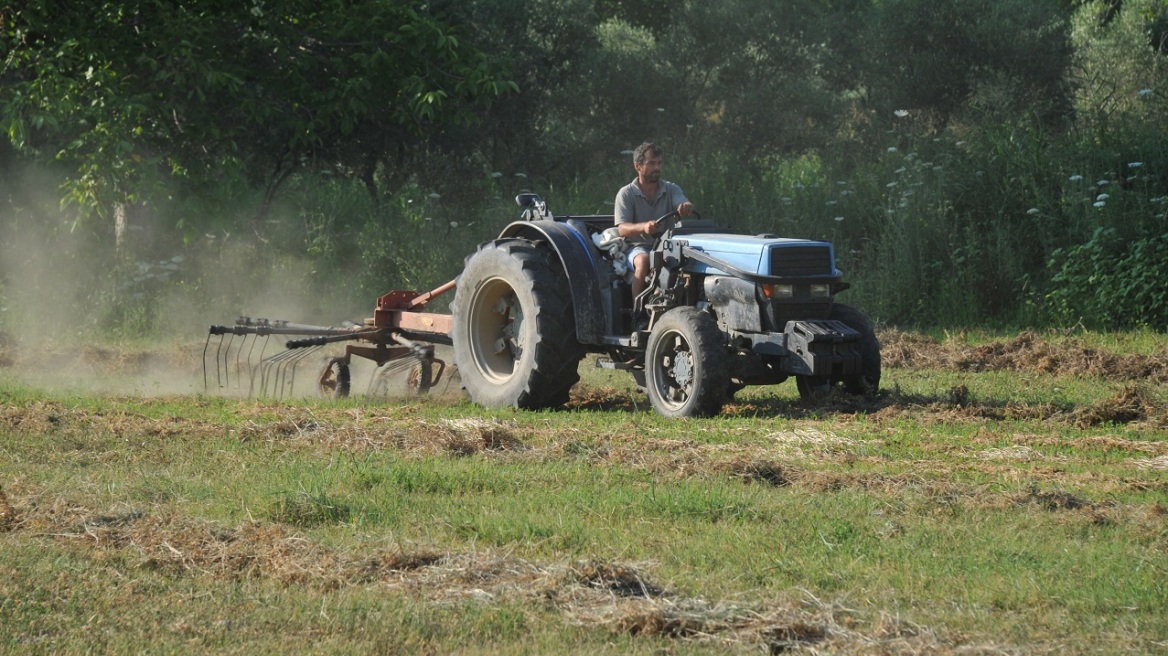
top-left (633, 142), bottom-right (663, 185)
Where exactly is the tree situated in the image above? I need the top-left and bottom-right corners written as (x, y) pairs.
top-left (0, 0), bottom-right (516, 228)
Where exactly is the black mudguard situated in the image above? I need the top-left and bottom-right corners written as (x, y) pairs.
top-left (497, 220), bottom-right (608, 344)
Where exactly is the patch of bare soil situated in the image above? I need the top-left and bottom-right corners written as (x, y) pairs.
top-left (880, 329), bottom-right (1168, 382)
top-left (3, 490), bottom-right (995, 654)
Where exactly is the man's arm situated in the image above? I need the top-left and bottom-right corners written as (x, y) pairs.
top-left (617, 221), bottom-right (657, 238)
top-left (615, 186), bottom-right (658, 238)
top-left (666, 182), bottom-right (694, 217)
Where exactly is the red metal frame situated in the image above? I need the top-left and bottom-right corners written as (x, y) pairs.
top-left (372, 279), bottom-right (456, 336)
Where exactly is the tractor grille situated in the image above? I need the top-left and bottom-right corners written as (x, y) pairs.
top-left (766, 301), bottom-right (832, 331)
top-left (769, 246), bottom-right (832, 277)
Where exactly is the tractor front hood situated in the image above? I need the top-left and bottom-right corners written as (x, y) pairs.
top-left (670, 234), bottom-right (841, 279)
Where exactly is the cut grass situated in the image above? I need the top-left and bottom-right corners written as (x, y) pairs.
top-left (1, 330), bottom-right (1167, 654)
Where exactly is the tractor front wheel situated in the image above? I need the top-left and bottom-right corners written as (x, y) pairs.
top-left (645, 307), bottom-right (729, 418)
top-left (451, 239), bottom-right (584, 409)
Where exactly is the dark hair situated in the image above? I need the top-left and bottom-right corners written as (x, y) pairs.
top-left (633, 142), bottom-right (662, 166)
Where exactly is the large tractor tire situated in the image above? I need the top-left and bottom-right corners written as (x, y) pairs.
top-left (644, 307), bottom-right (730, 418)
top-left (795, 302), bottom-right (881, 400)
top-left (451, 239), bottom-right (585, 409)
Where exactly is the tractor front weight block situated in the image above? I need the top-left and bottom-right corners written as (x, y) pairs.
top-left (781, 319), bottom-right (862, 378)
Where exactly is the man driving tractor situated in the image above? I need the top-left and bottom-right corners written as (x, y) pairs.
top-left (614, 142), bottom-right (695, 303)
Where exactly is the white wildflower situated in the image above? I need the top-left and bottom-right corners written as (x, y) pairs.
top-left (1094, 201), bottom-right (1106, 208)
top-left (1026, 208), bottom-right (1041, 215)
top-left (1139, 89), bottom-right (1153, 97)
top-left (1128, 162), bottom-right (1144, 168)
top-left (1096, 193), bottom-right (1110, 201)
top-left (1068, 175), bottom-right (1083, 182)
top-left (1097, 179), bottom-right (1110, 186)
top-left (894, 109), bottom-right (909, 118)
top-left (834, 216), bottom-right (845, 222)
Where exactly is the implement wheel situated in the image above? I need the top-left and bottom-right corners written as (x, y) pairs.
top-left (406, 360), bottom-right (433, 396)
top-left (645, 307), bottom-right (729, 418)
top-left (318, 357), bottom-right (351, 399)
top-left (451, 239), bottom-right (584, 409)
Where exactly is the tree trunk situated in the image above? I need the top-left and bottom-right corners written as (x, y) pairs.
top-left (114, 201), bottom-right (155, 259)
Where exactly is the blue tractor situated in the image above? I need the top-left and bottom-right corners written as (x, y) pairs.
top-left (449, 194), bottom-right (881, 417)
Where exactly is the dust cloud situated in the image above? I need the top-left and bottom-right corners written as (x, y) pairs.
top-left (0, 165), bottom-right (374, 397)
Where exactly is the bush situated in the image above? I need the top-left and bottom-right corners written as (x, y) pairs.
top-left (1046, 228), bottom-right (1168, 329)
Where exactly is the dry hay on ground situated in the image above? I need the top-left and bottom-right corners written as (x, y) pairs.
top-left (1, 489), bottom-right (999, 654)
top-left (880, 329), bottom-right (1168, 382)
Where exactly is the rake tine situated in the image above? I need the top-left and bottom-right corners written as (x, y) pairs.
top-left (283, 346), bottom-right (320, 397)
top-left (202, 332), bottom-right (215, 391)
top-left (273, 348), bottom-right (295, 397)
top-left (279, 347), bottom-right (311, 398)
top-left (250, 336), bottom-right (273, 397)
top-left (244, 334), bottom-right (262, 391)
top-left (258, 340), bottom-right (293, 397)
top-left (261, 347), bottom-right (302, 398)
top-left (220, 333), bottom-right (235, 389)
top-left (217, 334), bottom-right (230, 388)
top-left (367, 351), bottom-right (428, 397)
top-left (259, 350), bottom-right (288, 398)
top-left (233, 334), bottom-right (252, 391)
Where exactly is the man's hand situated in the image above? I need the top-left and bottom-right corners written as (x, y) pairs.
top-left (678, 201), bottom-right (694, 217)
top-left (642, 221), bottom-right (659, 236)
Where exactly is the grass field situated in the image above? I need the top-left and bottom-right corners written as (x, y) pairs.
top-left (1, 330), bottom-right (1166, 654)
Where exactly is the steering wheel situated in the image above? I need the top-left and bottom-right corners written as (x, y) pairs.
top-left (652, 208), bottom-right (702, 236)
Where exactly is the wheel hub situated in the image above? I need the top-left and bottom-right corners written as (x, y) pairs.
top-left (671, 351), bottom-right (694, 388)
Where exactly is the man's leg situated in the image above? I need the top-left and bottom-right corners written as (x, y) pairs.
top-left (630, 250), bottom-right (651, 300)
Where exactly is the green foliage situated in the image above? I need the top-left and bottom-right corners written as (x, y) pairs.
top-left (1047, 228), bottom-right (1168, 329)
top-left (0, 0), bottom-right (515, 220)
top-left (6, 0), bottom-right (1168, 334)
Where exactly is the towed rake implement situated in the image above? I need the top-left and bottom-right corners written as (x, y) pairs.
top-left (204, 281), bottom-right (455, 399)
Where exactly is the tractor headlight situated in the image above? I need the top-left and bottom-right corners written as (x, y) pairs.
top-left (810, 284), bottom-right (831, 298)
top-left (763, 284), bottom-right (794, 299)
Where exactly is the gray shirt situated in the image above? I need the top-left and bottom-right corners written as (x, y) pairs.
top-left (614, 179), bottom-right (689, 247)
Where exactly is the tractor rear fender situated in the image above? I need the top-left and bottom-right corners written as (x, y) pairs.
top-left (497, 220), bottom-right (607, 344)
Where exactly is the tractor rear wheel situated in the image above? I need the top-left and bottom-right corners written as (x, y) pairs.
top-left (645, 307), bottom-right (729, 418)
top-left (451, 239), bottom-right (584, 409)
